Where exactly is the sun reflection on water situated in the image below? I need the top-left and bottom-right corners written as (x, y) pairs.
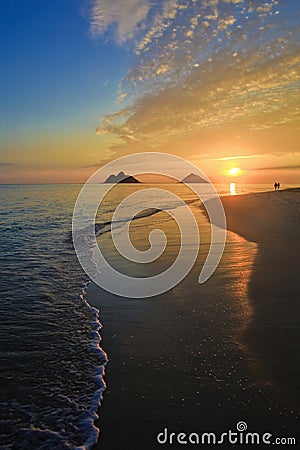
top-left (230, 182), bottom-right (236, 195)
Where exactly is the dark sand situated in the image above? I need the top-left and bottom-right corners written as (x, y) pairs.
top-left (87, 191), bottom-right (300, 449)
top-left (218, 189), bottom-right (300, 406)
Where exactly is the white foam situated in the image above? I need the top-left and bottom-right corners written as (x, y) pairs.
top-left (76, 281), bottom-right (108, 449)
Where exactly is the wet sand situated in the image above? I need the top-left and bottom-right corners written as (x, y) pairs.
top-left (87, 192), bottom-right (300, 449)
top-left (217, 188), bottom-right (300, 406)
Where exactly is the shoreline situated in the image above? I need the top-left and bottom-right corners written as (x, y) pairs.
top-left (216, 188), bottom-right (300, 406)
top-left (86, 189), bottom-right (300, 449)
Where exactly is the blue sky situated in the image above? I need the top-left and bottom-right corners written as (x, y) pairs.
top-left (0, 0), bottom-right (129, 132)
top-left (0, 0), bottom-right (130, 182)
top-left (0, 0), bottom-right (299, 183)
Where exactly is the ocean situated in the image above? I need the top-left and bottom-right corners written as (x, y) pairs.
top-left (0, 183), bottom-right (298, 449)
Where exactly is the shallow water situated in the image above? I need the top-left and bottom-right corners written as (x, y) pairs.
top-left (0, 185), bottom-right (107, 449)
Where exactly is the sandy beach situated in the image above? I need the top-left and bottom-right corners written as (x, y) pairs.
top-left (219, 188), bottom-right (300, 406)
top-left (87, 189), bottom-right (300, 449)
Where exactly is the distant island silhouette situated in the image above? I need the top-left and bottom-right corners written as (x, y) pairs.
top-left (181, 173), bottom-right (209, 183)
top-left (103, 171), bottom-right (209, 184)
top-left (104, 171), bottom-right (141, 184)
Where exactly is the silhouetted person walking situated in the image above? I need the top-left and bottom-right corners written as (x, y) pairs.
top-left (278, 182), bottom-right (280, 189)
top-left (274, 182), bottom-right (278, 190)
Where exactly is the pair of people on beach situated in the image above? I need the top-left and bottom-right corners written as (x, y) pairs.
top-left (274, 182), bottom-right (280, 190)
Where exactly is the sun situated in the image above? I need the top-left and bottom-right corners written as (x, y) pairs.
top-left (227, 167), bottom-right (241, 176)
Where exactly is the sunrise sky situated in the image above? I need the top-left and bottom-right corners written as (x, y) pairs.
top-left (0, 0), bottom-right (299, 184)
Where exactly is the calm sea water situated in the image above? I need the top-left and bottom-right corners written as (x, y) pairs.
top-left (0, 185), bottom-right (107, 449)
top-left (0, 183), bottom-right (298, 449)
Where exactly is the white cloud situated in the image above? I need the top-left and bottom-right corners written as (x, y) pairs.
top-left (90, 0), bottom-right (151, 43)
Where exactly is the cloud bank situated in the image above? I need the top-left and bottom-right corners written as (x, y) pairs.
top-left (90, 0), bottom-right (300, 157)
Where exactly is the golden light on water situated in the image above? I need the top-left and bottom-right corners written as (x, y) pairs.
top-left (230, 182), bottom-right (236, 195)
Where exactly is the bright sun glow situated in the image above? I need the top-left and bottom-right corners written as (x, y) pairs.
top-left (227, 167), bottom-right (241, 176)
